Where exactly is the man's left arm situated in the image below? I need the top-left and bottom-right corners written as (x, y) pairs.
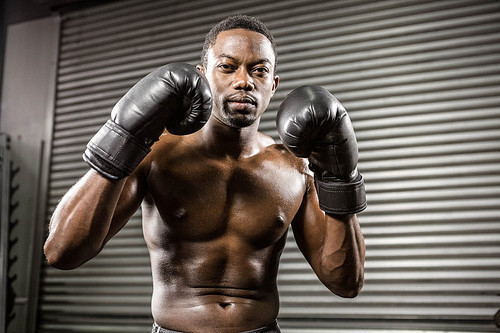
top-left (291, 176), bottom-right (365, 298)
top-left (277, 85), bottom-right (367, 297)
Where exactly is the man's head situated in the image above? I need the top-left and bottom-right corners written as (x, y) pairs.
top-left (198, 16), bottom-right (279, 128)
top-left (201, 15), bottom-right (277, 74)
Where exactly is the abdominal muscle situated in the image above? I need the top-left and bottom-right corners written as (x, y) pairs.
top-left (152, 284), bottom-right (279, 332)
top-left (148, 239), bottom-right (283, 332)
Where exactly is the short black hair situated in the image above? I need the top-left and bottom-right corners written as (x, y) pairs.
top-left (201, 15), bottom-right (277, 72)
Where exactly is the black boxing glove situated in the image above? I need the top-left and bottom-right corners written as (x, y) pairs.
top-left (83, 63), bottom-right (212, 180)
top-left (276, 85), bottom-right (366, 215)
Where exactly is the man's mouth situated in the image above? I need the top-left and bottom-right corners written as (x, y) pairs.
top-left (226, 95), bottom-right (257, 111)
top-left (227, 94), bottom-right (256, 105)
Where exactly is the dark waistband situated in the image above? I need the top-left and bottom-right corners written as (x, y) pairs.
top-left (152, 320), bottom-right (280, 333)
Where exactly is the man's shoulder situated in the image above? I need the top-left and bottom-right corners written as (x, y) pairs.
top-left (142, 131), bottom-right (198, 167)
top-left (261, 141), bottom-right (310, 175)
top-left (151, 131), bottom-right (193, 153)
top-left (257, 131), bottom-right (275, 147)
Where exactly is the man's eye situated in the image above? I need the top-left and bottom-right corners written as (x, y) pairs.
top-left (253, 67), bottom-right (269, 75)
top-left (218, 64), bottom-right (233, 71)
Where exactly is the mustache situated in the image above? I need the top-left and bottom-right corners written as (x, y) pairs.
top-left (225, 93), bottom-right (257, 105)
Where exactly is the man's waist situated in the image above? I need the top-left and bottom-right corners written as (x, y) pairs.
top-left (152, 320), bottom-right (281, 333)
top-left (151, 288), bottom-right (280, 332)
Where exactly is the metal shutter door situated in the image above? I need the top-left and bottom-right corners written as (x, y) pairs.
top-left (38, 0), bottom-right (500, 332)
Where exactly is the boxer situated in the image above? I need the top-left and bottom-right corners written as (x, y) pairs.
top-left (44, 15), bottom-right (366, 333)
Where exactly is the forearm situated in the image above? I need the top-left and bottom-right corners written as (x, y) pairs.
top-left (318, 213), bottom-right (365, 298)
top-left (44, 169), bottom-right (126, 269)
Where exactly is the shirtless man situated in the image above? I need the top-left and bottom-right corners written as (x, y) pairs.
top-left (44, 15), bottom-right (366, 333)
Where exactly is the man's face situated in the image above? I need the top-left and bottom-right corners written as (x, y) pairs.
top-left (200, 28), bottom-right (279, 128)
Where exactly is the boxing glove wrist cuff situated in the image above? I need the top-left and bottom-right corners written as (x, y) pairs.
top-left (83, 120), bottom-right (151, 180)
top-left (314, 173), bottom-right (367, 215)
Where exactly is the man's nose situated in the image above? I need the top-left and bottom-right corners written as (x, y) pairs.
top-left (232, 68), bottom-right (254, 90)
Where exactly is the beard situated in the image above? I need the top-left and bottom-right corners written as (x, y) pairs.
top-left (221, 106), bottom-right (259, 127)
top-left (212, 96), bottom-right (261, 128)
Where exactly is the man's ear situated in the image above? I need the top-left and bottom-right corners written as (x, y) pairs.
top-left (271, 75), bottom-right (280, 97)
top-left (196, 64), bottom-right (205, 75)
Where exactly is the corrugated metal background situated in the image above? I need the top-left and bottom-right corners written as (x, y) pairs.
top-left (38, 0), bottom-right (500, 332)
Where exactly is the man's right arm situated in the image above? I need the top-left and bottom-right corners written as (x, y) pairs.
top-left (44, 62), bottom-right (212, 270)
top-left (44, 169), bottom-right (145, 270)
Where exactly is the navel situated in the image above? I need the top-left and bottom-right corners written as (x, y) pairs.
top-left (219, 302), bottom-right (232, 309)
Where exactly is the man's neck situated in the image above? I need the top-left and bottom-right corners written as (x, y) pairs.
top-left (198, 116), bottom-right (262, 159)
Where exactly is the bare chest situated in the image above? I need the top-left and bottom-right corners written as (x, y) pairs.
top-left (143, 153), bottom-right (306, 247)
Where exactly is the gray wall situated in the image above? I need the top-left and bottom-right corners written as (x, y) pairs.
top-left (0, 15), bottom-right (59, 333)
top-left (0, 0), bottom-right (52, 103)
